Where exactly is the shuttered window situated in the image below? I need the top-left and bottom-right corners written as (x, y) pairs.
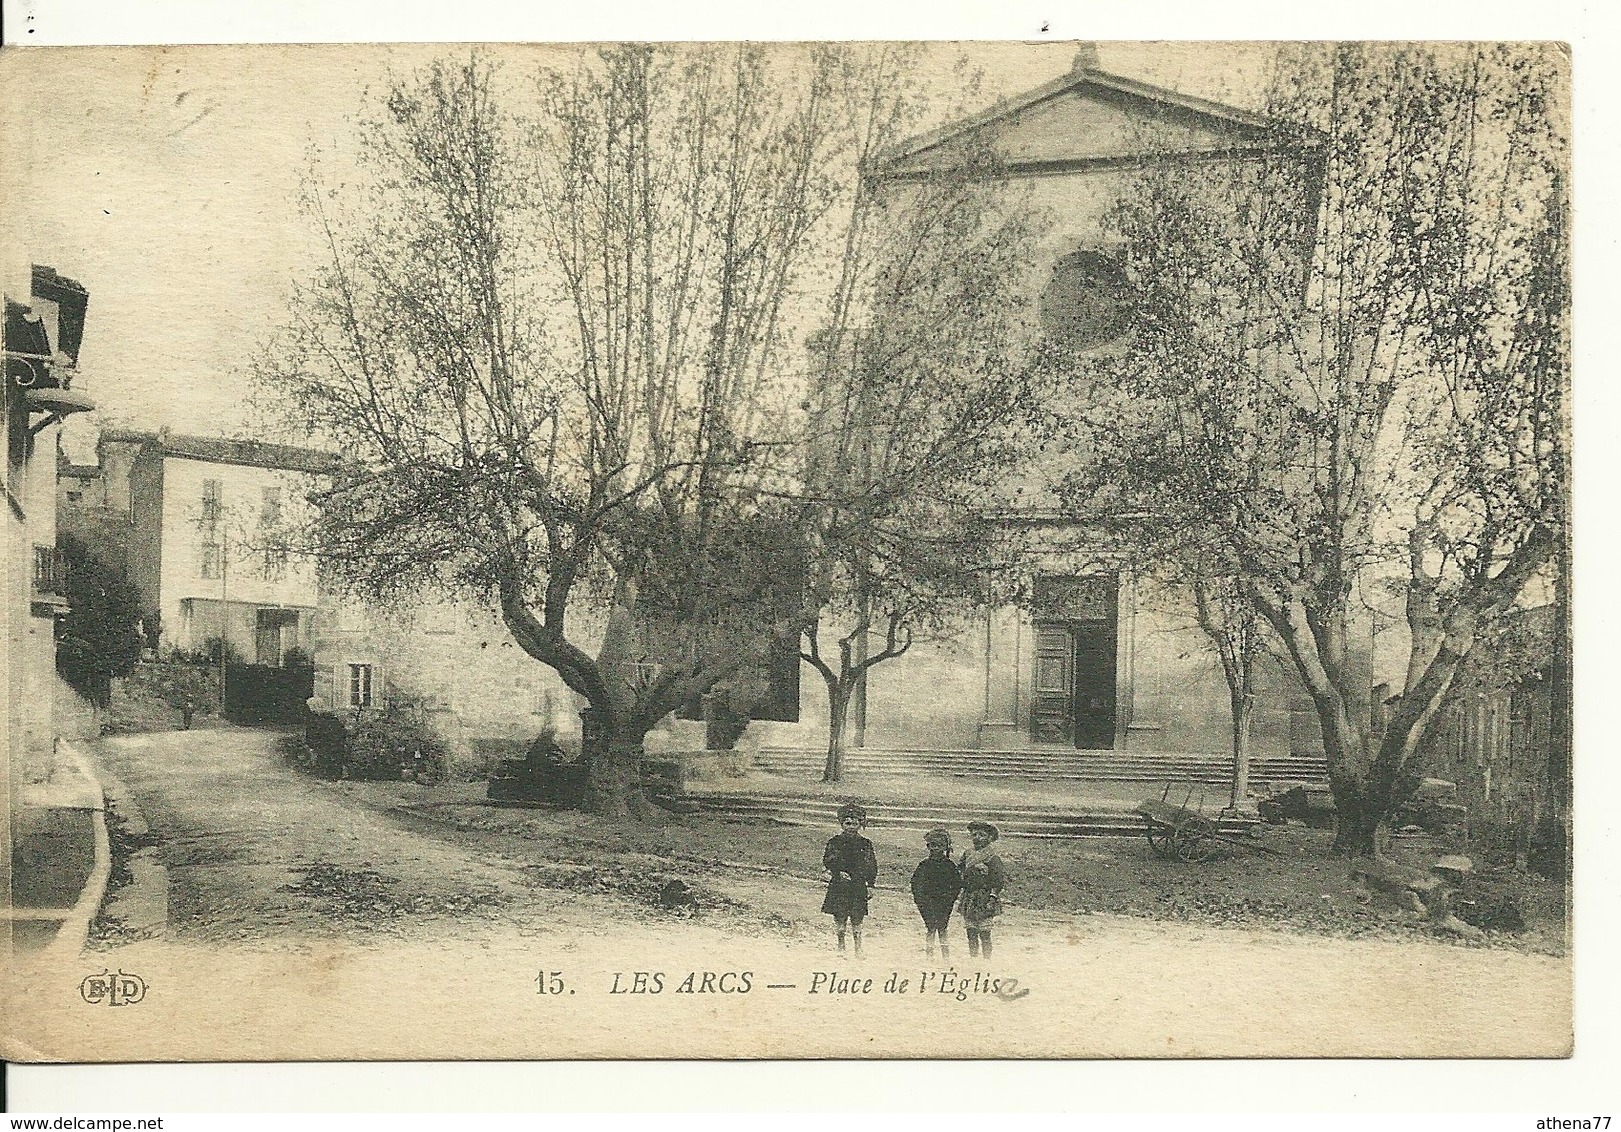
top-left (348, 663), bottom-right (374, 709)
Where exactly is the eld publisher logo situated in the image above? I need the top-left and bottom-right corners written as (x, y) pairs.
top-left (79, 970), bottom-right (147, 1007)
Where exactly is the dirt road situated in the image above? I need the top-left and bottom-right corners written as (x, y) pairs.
top-left (6, 726), bottom-right (1569, 1062)
top-left (88, 727), bottom-right (601, 945)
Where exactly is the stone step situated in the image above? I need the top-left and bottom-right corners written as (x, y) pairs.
top-left (687, 792), bottom-right (1263, 841)
top-left (750, 758), bottom-right (1323, 769)
top-left (755, 746), bottom-right (1324, 764)
top-left (748, 747), bottom-right (1328, 784)
top-left (748, 762), bottom-right (1329, 781)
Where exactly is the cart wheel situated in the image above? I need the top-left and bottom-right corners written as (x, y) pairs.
top-left (1173, 818), bottom-right (1218, 863)
top-left (1145, 823), bottom-right (1176, 859)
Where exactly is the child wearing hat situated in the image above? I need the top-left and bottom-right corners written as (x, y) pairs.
top-left (958, 820), bottom-right (1007, 958)
top-left (910, 828), bottom-right (963, 959)
top-left (822, 801), bottom-right (879, 956)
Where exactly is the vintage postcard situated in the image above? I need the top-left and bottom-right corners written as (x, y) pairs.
top-left (2, 40), bottom-right (1572, 1062)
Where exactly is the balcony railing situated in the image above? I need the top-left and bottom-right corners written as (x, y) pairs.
top-left (31, 544), bottom-right (69, 614)
top-left (33, 544), bottom-right (67, 594)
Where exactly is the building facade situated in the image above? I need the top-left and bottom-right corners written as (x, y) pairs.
top-left (307, 595), bottom-right (584, 769)
top-left (77, 431), bottom-right (337, 665)
top-left (750, 59), bottom-right (1327, 763)
top-left (4, 265), bottom-right (94, 783)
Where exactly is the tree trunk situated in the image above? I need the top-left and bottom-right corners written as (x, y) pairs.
top-left (582, 573), bottom-right (664, 818)
top-left (1322, 722), bottom-right (1403, 858)
top-left (1307, 694), bottom-right (1404, 857)
top-left (588, 736), bottom-right (650, 817)
top-left (823, 680), bottom-right (851, 783)
top-left (1548, 529), bottom-right (1572, 820)
top-left (1259, 591), bottom-right (1399, 856)
top-left (1229, 690), bottom-right (1254, 812)
top-left (851, 625), bottom-right (868, 750)
top-left (1332, 798), bottom-right (1388, 858)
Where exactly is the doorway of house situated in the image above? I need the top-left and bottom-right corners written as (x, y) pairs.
top-left (255, 608), bottom-right (300, 667)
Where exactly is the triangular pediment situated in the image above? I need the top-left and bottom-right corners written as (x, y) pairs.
top-left (881, 69), bottom-right (1292, 179)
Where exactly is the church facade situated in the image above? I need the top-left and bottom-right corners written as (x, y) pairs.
top-left (750, 58), bottom-right (1331, 764)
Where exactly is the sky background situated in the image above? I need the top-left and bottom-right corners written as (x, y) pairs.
top-left (2, 41), bottom-right (1277, 458)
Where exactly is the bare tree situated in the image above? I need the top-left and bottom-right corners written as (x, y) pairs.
top-left (1063, 44), bottom-right (1568, 854)
top-left (259, 48), bottom-right (846, 815)
top-left (796, 47), bottom-right (1044, 782)
top-left (1074, 504), bottom-right (1275, 814)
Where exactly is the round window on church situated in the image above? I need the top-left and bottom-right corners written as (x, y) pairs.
top-left (1040, 249), bottom-right (1133, 351)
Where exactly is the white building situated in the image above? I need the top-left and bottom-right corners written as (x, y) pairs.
top-left (95, 430), bottom-right (336, 664)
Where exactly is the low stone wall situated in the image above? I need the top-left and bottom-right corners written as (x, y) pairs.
top-left (663, 748), bottom-right (754, 784)
top-left (463, 736), bottom-right (532, 780)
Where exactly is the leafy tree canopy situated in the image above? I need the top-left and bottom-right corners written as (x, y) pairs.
top-left (56, 533), bottom-right (146, 709)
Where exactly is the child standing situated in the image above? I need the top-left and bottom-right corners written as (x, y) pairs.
top-left (910, 828), bottom-right (962, 959)
top-left (821, 801), bottom-right (878, 956)
top-left (958, 820), bottom-right (1007, 959)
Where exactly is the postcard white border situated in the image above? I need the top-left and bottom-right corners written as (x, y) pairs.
top-left (4, 0), bottom-right (1617, 1115)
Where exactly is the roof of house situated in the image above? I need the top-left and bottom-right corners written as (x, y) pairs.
top-left (104, 429), bottom-right (340, 475)
top-left (5, 266), bottom-right (91, 362)
top-left (877, 62), bottom-right (1312, 181)
top-left (30, 265), bottom-right (90, 363)
top-left (4, 298), bottom-right (51, 359)
top-left (99, 428), bottom-right (157, 445)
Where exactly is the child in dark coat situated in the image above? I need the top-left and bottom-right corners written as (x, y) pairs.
top-left (910, 828), bottom-right (962, 959)
top-left (822, 801), bottom-right (878, 956)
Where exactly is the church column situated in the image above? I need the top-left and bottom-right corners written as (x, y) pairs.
top-left (976, 602), bottom-right (1026, 749)
top-left (1115, 571), bottom-right (1136, 748)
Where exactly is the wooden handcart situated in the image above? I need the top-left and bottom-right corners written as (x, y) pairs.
top-left (1137, 782), bottom-right (1221, 862)
top-left (1136, 782), bottom-right (1274, 863)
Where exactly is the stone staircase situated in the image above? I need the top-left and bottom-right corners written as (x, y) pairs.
top-left (750, 745), bottom-right (1328, 787)
top-left (679, 745), bottom-right (1325, 842)
top-left (683, 791), bottom-right (1265, 842)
